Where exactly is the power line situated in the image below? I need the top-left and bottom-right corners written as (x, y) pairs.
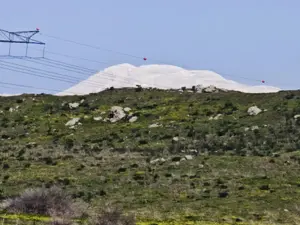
top-left (0, 59), bottom-right (131, 88)
top-left (0, 81), bottom-right (72, 94)
top-left (40, 32), bottom-right (269, 84)
top-left (0, 63), bottom-right (78, 84)
top-left (40, 33), bottom-right (144, 60)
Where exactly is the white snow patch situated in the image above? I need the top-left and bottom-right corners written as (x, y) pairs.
top-left (56, 64), bottom-right (281, 96)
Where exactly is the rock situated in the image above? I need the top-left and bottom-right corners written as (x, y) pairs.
top-left (65, 118), bottom-right (80, 127)
top-left (26, 142), bottom-right (37, 148)
top-left (294, 114), bottom-right (300, 119)
top-left (69, 102), bottom-right (80, 109)
top-left (109, 106), bottom-right (126, 123)
top-left (209, 114), bottom-right (223, 120)
top-left (175, 162), bottom-right (180, 166)
top-left (124, 107), bottom-right (131, 112)
top-left (93, 116), bottom-right (103, 121)
top-left (129, 116), bottom-right (138, 123)
top-left (150, 158), bottom-right (166, 165)
top-left (149, 123), bottom-right (162, 128)
top-left (80, 99), bottom-right (85, 104)
top-left (196, 85), bottom-right (220, 93)
top-left (185, 155), bottom-right (193, 160)
top-left (247, 106), bottom-right (262, 116)
top-left (198, 164), bottom-right (204, 168)
top-left (251, 125), bottom-right (259, 131)
top-left (244, 127), bottom-right (250, 132)
top-left (173, 137), bottom-right (179, 142)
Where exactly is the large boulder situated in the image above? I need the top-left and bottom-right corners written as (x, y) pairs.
top-left (247, 106), bottom-right (262, 116)
top-left (108, 106), bottom-right (126, 123)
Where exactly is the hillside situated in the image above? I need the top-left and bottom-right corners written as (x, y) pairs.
top-left (1, 87), bottom-right (300, 224)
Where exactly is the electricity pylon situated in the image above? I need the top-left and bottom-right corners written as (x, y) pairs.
top-left (0, 28), bottom-right (45, 57)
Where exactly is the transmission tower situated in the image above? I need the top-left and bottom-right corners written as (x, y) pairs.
top-left (0, 28), bottom-right (46, 57)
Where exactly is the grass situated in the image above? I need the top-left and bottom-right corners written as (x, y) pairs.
top-left (1, 87), bottom-right (300, 224)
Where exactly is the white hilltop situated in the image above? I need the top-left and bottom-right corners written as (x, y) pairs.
top-left (55, 63), bottom-right (281, 95)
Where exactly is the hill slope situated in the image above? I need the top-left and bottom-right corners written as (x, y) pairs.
top-left (1, 88), bottom-right (300, 224)
top-left (57, 64), bottom-right (281, 95)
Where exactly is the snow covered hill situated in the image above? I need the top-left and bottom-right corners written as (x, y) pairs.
top-left (57, 64), bottom-right (281, 96)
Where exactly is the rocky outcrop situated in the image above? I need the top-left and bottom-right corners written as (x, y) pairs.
top-left (108, 106), bottom-right (126, 123)
top-left (247, 106), bottom-right (262, 116)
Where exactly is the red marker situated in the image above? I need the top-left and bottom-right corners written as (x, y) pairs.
top-left (143, 57), bottom-right (147, 61)
top-left (36, 28), bottom-right (40, 31)
top-left (262, 80), bottom-right (265, 83)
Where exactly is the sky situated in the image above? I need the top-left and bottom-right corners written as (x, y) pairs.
top-left (1, 0), bottom-right (300, 94)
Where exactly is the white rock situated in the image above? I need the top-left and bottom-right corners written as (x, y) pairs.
top-left (129, 116), bottom-right (138, 123)
top-left (175, 162), bottom-right (180, 166)
top-left (93, 116), bottom-right (103, 121)
top-left (209, 114), bottom-right (223, 120)
top-left (173, 137), bottom-right (179, 142)
top-left (294, 115), bottom-right (300, 119)
top-left (244, 127), bottom-right (250, 131)
top-left (185, 155), bottom-right (193, 160)
top-left (149, 123), bottom-right (162, 128)
top-left (247, 106), bottom-right (262, 116)
top-left (251, 125), bottom-right (259, 131)
top-left (124, 107), bottom-right (131, 112)
top-left (150, 158), bottom-right (166, 165)
top-left (109, 106), bottom-right (126, 123)
top-left (80, 99), bottom-right (85, 103)
top-left (65, 118), bottom-right (80, 126)
top-left (69, 102), bottom-right (80, 109)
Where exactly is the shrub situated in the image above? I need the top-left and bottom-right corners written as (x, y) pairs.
top-left (0, 186), bottom-right (75, 217)
top-left (91, 207), bottom-right (136, 225)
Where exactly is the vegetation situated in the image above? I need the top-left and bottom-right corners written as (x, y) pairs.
top-left (1, 87), bottom-right (300, 224)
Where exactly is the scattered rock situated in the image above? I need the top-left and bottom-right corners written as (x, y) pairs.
top-left (294, 115), bottom-right (300, 119)
top-left (149, 123), bottom-right (162, 128)
top-left (209, 114), bottom-right (223, 120)
top-left (124, 107), bottom-right (131, 112)
top-left (185, 155), bottom-right (193, 160)
top-left (198, 164), bottom-right (204, 168)
top-left (108, 106), bottom-right (126, 123)
top-left (172, 137), bottom-right (179, 142)
top-left (251, 125), bottom-right (259, 131)
top-left (247, 106), bottom-right (262, 116)
top-left (93, 116), bottom-right (103, 121)
top-left (69, 102), bottom-right (80, 109)
top-left (150, 158), bottom-right (166, 165)
top-left (65, 118), bottom-right (80, 127)
top-left (129, 116), bottom-right (138, 123)
top-left (196, 85), bottom-right (221, 93)
top-left (26, 142), bottom-right (37, 148)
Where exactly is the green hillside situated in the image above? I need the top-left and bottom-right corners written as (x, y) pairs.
top-left (1, 87), bottom-right (300, 224)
